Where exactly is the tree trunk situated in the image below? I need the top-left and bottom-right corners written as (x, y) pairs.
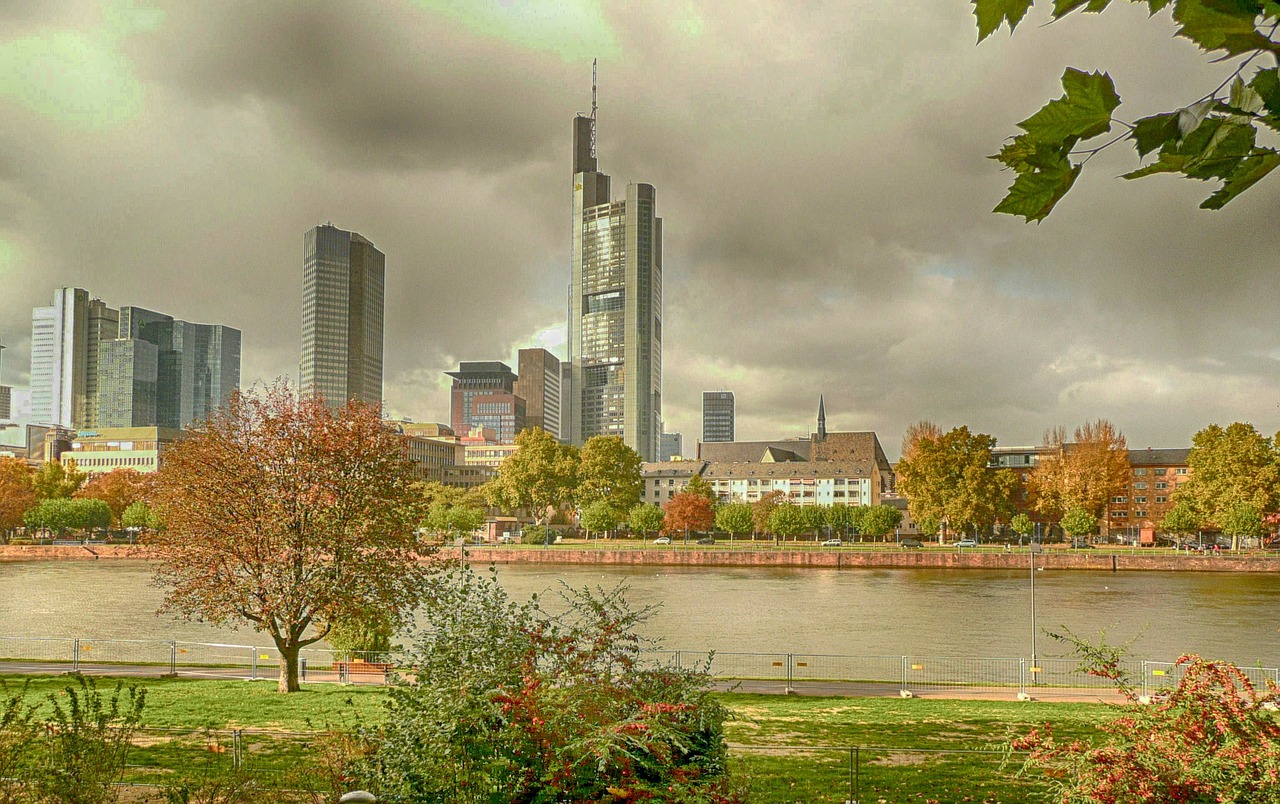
top-left (277, 642), bottom-right (301, 693)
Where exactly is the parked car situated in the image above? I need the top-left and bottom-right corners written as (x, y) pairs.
top-left (900, 538), bottom-right (923, 549)
top-left (653, 536), bottom-right (672, 545)
top-left (498, 534), bottom-right (518, 544)
top-left (1070, 538), bottom-right (1094, 549)
top-left (820, 538), bottom-right (842, 547)
top-left (695, 537), bottom-right (716, 545)
top-left (954, 539), bottom-right (977, 548)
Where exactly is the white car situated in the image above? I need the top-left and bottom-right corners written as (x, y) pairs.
top-left (955, 539), bottom-right (977, 548)
top-left (653, 537), bottom-right (672, 545)
top-left (820, 538), bottom-right (842, 547)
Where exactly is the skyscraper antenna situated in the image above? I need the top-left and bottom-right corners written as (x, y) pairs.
top-left (590, 58), bottom-right (598, 159)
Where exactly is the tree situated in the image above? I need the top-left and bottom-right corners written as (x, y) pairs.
top-left (576, 435), bottom-right (642, 513)
top-left (149, 385), bottom-right (431, 692)
top-left (1030, 420), bottom-right (1130, 524)
top-left (1011, 512), bottom-right (1035, 541)
top-left (798, 504), bottom-right (828, 539)
top-left (0, 458), bottom-right (35, 539)
top-left (425, 501), bottom-right (486, 541)
top-left (859, 504), bottom-right (904, 539)
top-left (1219, 502), bottom-right (1265, 550)
top-left (121, 500), bottom-right (160, 532)
top-left (684, 473), bottom-right (718, 505)
top-left (579, 499), bottom-right (623, 537)
top-left (354, 567), bottom-right (739, 802)
top-left (487, 428), bottom-right (579, 525)
top-left (628, 502), bottom-right (665, 537)
top-left (767, 503), bottom-right (809, 540)
top-left (895, 426), bottom-right (1017, 538)
top-left (751, 490), bottom-right (786, 535)
top-left (715, 502), bottom-right (755, 539)
top-left (900, 419), bottom-right (943, 463)
top-left (1060, 506), bottom-right (1097, 540)
top-left (23, 498), bottom-right (111, 535)
top-left (977, 1), bottom-right (1280, 221)
top-left (31, 458), bottom-right (86, 500)
top-left (74, 469), bottom-right (150, 527)
top-left (1176, 422), bottom-right (1280, 533)
top-left (663, 492), bottom-right (715, 536)
top-left (1160, 502), bottom-right (1200, 545)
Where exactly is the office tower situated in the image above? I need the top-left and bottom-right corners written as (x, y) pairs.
top-left (0, 343), bottom-right (8, 421)
top-left (659, 431), bottom-right (683, 462)
top-left (566, 84), bottom-right (662, 460)
top-left (514, 348), bottom-right (562, 439)
top-left (300, 223), bottom-right (385, 408)
top-left (30, 288), bottom-right (119, 428)
top-left (446, 361), bottom-right (526, 444)
top-left (97, 339), bottom-right (158, 427)
top-left (702, 391), bottom-right (735, 443)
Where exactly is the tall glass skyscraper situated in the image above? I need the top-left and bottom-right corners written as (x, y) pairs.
top-left (567, 109), bottom-right (663, 461)
top-left (300, 224), bottom-right (385, 408)
top-left (30, 288), bottom-right (119, 428)
top-left (702, 391), bottom-right (735, 444)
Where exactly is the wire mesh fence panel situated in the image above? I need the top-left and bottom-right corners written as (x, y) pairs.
top-left (791, 654), bottom-right (902, 687)
top-left (0, 636), bottom-right (75, 664)
top-left (74, 639), bottom-right (173, 670)
top-left (1022, 657), bottom-right (1138, 701)
top-left (684, 651), bottom-right (789, 682)
top-left (904, 656), bottom-right (1022, 696)
top-left (171, 641), bottom-right (256, 674)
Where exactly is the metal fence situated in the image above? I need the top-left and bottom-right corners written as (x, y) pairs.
top-left (3, 635), bottom-right (1275, 701)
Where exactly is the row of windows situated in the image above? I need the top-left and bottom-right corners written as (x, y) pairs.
top-left (1133, 467), bottom-right (1188, 476)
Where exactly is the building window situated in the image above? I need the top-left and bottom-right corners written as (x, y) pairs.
top-left (1111, 496), bottom-right (1128, 504)
top-left (1134, 468), bottom-right (1148, 476)
top-left (1135, 496), bottom-right (1147, 504)
top-left (1155, 496), bottom-right (1167, 503)
top-left (1133, 483), bottom-right (1147, 490)
top-left (1176, 468), bottom-right (1188, 475)
top-left (1155, 482), bottom-right (1167, 489)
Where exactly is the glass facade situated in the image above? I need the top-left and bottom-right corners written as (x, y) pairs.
top-left (29, 289), bottom-right (119, 428)
top-left (300, 224), bottom-right (385, 407)
top-left (702, 391), bottom-right (735, 443)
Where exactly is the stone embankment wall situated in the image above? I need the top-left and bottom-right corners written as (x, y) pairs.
top-left (2, 544), bottom-right (1277, 572)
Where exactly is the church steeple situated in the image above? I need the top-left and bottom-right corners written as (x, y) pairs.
top-left (817, 395), bottom-right (827, 440)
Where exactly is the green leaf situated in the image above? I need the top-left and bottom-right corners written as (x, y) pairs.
top-left (1228, 75), bottom-right (1265, 114)
top-left (973, 0), bottom-right (1035, 41)
top-left (1172, 0), bottom-right (1271, 55)
top-left (1146, 0), bottom-right (1175, 11)
top-left (1130, 112), bottom-right (1180, 156)
top-left (1249, 67), bottom-right (1280, 115)
top-left (993, 150), bottom-right (1082, 222)
top-left (1052, 0), bottom-right (1113, 15)
top-left (1183, 118), bottom-right (1256, 179)
top-left (1201, 149), bottom-right (1280, 207)
top-left (1018, 68), bottom-right (1121, 143)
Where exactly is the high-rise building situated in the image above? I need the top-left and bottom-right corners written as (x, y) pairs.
top-left (300, 224), bottom-right (385, 408)
top-left (659, 431), bottom-right (683, 462)
top-left (30, 288), bottom-right (119, 428)
top-left (97, 339), bottom-right (159, 428)
top-left (446, 361), bottom-right (526, 444)
top-left (514, 348), bottom-right (562, 439)
top-left (566, 91), bottom-right (663, 461)
top-left (702, 391), bottom-right (735, 444)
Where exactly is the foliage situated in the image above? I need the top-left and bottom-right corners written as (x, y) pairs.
top-left (900, 419), bottom-right (943, 464)
top-left (121, 500), bottom-right (161, 531)
top-left (32, 676), bottom-right (146, 804)
top-left (859, 504), bottom-right (904, 538)
top-left (0, 681), bottom-right (38, 804)
top-left (424, 500), bottom-right (486, 538)
top-left (1177, 422), bottom-right (1280, 530)
top-left (326, 613), bottom-right (395, 663)
top-left (577, 435), bottom-right (643, 513)
top-left (977, 0), bottom-right (1280, 220)
top-left (163, 754), bottom-right (262, 804)
top-left (0, 458), bottom-right (35, 537)
top-left (148, 383), bottom-right (432, 692)
top-left (487, 428), bottom-right (579, 524)
top-left (627, 502), bottom-right (665, 537)
top-left (1218, 502), bottom-right (1265, 547)
top-left (520, 524), bottom-right (556, 545)
top-left (895, 425), bottom-right (1017, 537)
top-left (1159, 501), bottom-right (1200, 538)
top-left (684, 473), bottom-right (719, 505)
top-left (1030, 420), bottom-right (1130, 522)
top-left (1010, 512), bottom-right (1035, 537)
top-left (714, 502), bottom-right (755, 537)
top-left (353, 567), bottom-right (740, 803)
top-left (663, 492), bottom-right (716, 535)
top-left (751, 490), bottom-right (786, 534)
top-left (23, 498), bottom-right (111, 534)
top-left (73, 469), bottom-right (150, 527)
top-left (31, 458), bottom-right (86, 500)
top-left (580, 499), bottom-right (623, 534)
top-left (822, 503), bottom-right (860, 535)
top-left (767, 502), bottom-right (808, 539)
top-left (1060, 506), bottom-right (1097, 538)
top-left (413, 480), bottom-right (489, 513)
top-left (797, 504), bottom-right (827, 536)
top-left (1012, 633), bottom-right (1280, 803)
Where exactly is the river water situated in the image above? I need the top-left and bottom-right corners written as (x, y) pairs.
top-left (1, 560), bottom-right (1277, 663)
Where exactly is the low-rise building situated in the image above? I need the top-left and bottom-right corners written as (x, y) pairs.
top-left (1108, 448), bottom-right (1192, 536)
top-left (68, 426), bottom-right (186, 474)
top-left (641, 461), bottom-right (706, 505)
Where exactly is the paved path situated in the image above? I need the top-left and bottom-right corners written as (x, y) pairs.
top-left (1, 660), bottom-right (1126, 702)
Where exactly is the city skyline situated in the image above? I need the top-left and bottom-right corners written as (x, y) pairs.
top-left (2, 3), bottom-right (1278, 456)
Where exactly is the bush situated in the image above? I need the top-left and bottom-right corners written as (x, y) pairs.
top-left (520, 525), bottom-right (554, 545)
top-left (0, 682), bottom-right (38, 804)
top-left (326, 615), bottom-right (395, 663)
top-left (353, 567), bottom-right (741, 803)
top-left (32, 676), bottom-right (146, 804)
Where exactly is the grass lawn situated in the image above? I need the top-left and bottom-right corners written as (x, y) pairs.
top-left (2, 675), bottom-right (1117, 801)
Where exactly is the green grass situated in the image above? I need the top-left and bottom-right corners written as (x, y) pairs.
top-left (2, 675), bottom-right (1119, 801)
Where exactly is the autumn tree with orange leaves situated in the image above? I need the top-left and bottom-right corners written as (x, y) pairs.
top-left (0, 457), bottom-right (35, 540)
top-left (149, 384), bottom-right (432, 692)
top-left (75, 469), bottom-right (151, 527)
top-left (663, 492), bottom-right (715, 537)
top-left (1030, 419), bottom-right (1130, 527)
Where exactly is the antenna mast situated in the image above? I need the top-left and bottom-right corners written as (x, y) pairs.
top-left (590, 58), bottom-right (597, 159)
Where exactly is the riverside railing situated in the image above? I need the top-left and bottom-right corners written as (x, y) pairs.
top-left (2, 635), bottom-right (1275, 700)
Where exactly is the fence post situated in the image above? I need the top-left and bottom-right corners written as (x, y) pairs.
top-left (1019, 658), bottom-right (1026, 698)
top-left (233, 730), bottom-right (242, 770)
top-left (854, 746), bottom-right (860, 804)
top-left (170, 641), bottom-right (177, 676)
top-left (900, 656), bottom-right (908, 695)
top-left (301, 656), bottom-right (307, 681)
top-left (72, 638), bottom-right (79, 673)
top-left (251, 649), bottom-right (257, 681)
top-left (786, 653), bottom-right (794, 695)
top-left (1141, 660), bottom-right (1148, 700)
top-left (675, 649), bottom-right (682, 670)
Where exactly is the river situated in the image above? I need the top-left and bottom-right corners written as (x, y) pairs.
top-left (2, 560), bottom-right (1277, 663)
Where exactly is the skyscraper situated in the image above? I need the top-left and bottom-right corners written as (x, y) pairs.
top-left (514, 348), bottom-right (562, 439)
top-left (702, 391), bottom-right (735, 444)
top-left (30, 288), bottom-right (119, 428)
top-left (566, 83), bottom-right (663, 460)
top-left (446, 361), bottom-right (526, 444)
top-left (300, 224), bottom-right (385, 408)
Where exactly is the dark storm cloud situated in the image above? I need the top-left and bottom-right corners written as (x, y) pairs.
top-left (4, 0), bottom-right (1280, 453)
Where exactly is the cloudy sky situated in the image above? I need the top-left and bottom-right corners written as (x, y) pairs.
top-left (2, 1), bottom-right (1277, 457)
